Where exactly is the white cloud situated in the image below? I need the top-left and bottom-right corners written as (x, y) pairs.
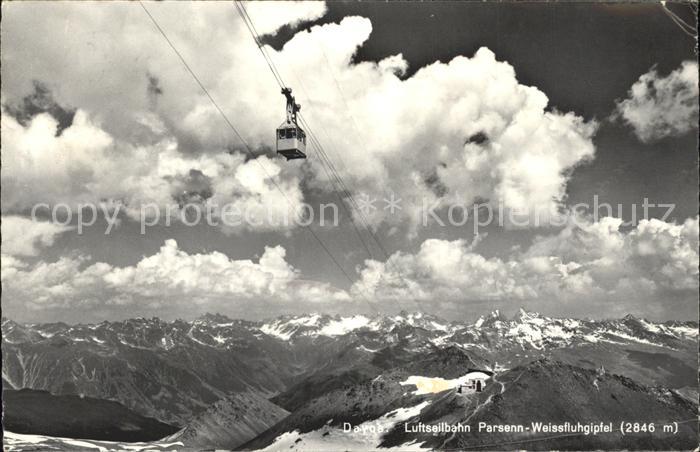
top-left (624, 216), bottom-right (699, 291)
top-left (103, 239), bottom-right (298, 299)
top-left (0, 3), bottom-right (694, 322)
top-left (0, 109), bottom-right (305, 232)
top-left (614, 61), bottom-right (699, 143)
top-left (352, 216), bottom-right (699, 317)
top-left (1, 239), bottom-right (350, 318)
top-left (2, 215), bottom-right (696, 320)
top-left (1, 215), bottom-right (73, 256)
top-left (1, 3), bottom-right (597, 234)
top-left (276, 26), bottom-right (597, 230)
top-left (354, 237), bottom-right (537, 303)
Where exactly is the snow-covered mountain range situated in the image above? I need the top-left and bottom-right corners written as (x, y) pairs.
top-left (2, 310), bottom-right (697, 450)
top-left (4, 309), bottom-right (695, 348)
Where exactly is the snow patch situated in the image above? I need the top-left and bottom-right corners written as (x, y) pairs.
top-left (260, 401), bottom-right (431, 451)
top-left (601, 330), bottom-right (663, 347)
top-left (319, 316), bottom-right (371, 336)
top-left (259, 314), bottom-right (324, 340)
top-left (287, 314), bottom-right (322, 327)
top-left (430, 333), bottom-right (453, 347)
top-left (430, 321), bottom-right (449, 332)
top-left (506, 323), bottom-right (544, 349)
top-left (2, 431), bottom-right (184, 451)
top-left (639, 319), bottom-right (661, 333)
top-left (260, 323), bottom-right (294, 340)
top-left (666, 325), bottom-right (698, 338)
top-left (400, 372), bottom-right (491, 395)
top-left (358, 345), bottom-right (379, 353)
top-left (583, 334), bottom-right (599, 343)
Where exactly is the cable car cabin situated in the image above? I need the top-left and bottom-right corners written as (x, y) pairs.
top-left (276, 123), bottom-right (306, 160)
top-left (276, 87), bottom-right (307, 161)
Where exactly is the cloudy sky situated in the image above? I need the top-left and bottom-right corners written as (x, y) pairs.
top-left (1, 1), bottom-right (698, 323)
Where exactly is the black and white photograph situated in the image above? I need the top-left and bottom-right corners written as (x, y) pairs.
top-left (1, 1), bottom-right (698, 450)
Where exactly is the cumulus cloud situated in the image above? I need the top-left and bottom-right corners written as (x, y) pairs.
top-left (1, 239), bottom-right (349, 320)
top-left (614, 61), bottom-right (699, 143)
top-left (2, 3), bottom-right (695, 323)
top-left (0, 108), bottom-right (305, 232)
top-left (1, 3), bottom-right (597, 234)
top-left (352, 216), bottom-right (699, 318)
top-left (1, 215), bottom-right (73, 256)
top-left (275, 25), bottom-right (598, 230)
top-left (2, 215), bottom-right (696, 320)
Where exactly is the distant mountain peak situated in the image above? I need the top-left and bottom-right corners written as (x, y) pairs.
top-left (394, 310), bottom-right (427, 320)
top-left (474, 309), bottom-right (505, 328)
top-left (513, 307), bottom-right (541, 321)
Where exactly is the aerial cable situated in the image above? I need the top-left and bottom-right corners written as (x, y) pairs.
top-left (235, 4), bottom-right (380, 262)
top-left (301, 117), bottom-right (426, 314)
top-left (233, 1), bottom-right (288, 88)
top-left (234, 0), bottom-right (426, 314)
top-left (233, 2), bottom-right (282, 84)
top-left (305, 40), bottom-right (430, 313)
top-left (234, 1), bottom-right (380, 261)
top-left (233, 3), bottom-right (361, 218)
top-left (311, 35), bottom-right (368, 173)
top-left (662, 2), bottom-right (696, 33)
top-left (660, 1), bottom-right (698, 42)
top-left (138, 1), bottom-right (379, 314)
top-left (296, 90), bottom-right (426, 314)
top-left (234, 2), bottom-right (364, 223)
